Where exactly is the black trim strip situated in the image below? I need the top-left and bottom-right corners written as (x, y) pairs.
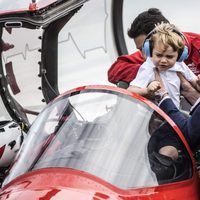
top-left (41, 8), bottom-right (81, 103)
top-left (112, 0), bottom-right (128, 55)
top-left (0, 28), bottom-right (30, 130)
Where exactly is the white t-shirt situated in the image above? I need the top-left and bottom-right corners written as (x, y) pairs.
top-left (130, 57), bottom-right (196, 108)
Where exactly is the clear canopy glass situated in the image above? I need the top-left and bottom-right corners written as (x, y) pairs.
top-left (3, 88), bottom-right (192, 189)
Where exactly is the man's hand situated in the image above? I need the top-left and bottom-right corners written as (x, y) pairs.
top-left (177, 72), bottom-right (200, 105)
top-left (196, 75), bottom-right (200, 92)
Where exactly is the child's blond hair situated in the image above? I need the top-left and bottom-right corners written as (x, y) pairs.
top-left (152, 22), bottom-right (185, 53)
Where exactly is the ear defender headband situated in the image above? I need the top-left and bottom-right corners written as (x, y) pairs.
top-left (142, 27), bottom-right (189, 62)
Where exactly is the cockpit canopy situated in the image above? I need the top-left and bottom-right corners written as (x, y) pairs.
top-left (3, 86), bottom-right (193, 189)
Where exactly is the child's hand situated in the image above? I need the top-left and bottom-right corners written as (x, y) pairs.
top-left (147, 81), bottom-right (161, 96)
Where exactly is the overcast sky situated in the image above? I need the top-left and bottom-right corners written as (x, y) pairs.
top-left (123, 0), bottom-right (200, 52)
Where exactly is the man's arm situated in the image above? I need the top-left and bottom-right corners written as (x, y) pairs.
top-left (189, 75), bottom-right (200, 92)
top-left (176, 72), bottom-right (200, 105)
top-left (159, 97), bottom-right (194, 146)
top-left (107, 51), bottom-right (145, 84)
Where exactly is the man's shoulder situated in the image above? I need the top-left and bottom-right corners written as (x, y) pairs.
top-left (183, 32), bottom-right (200, 75)
top-left (183, 32), bottom-right (200, 40)
top-left (118, 51), bottom-right (144, 63)
top-left (183, 32), bottom-right (200, 48)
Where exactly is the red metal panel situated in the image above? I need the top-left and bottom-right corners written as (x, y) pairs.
top-left (0, 168), bottom-right (199, 200)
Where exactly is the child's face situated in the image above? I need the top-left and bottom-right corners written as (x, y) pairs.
top-left (151, 40), bottom-right (178, 71)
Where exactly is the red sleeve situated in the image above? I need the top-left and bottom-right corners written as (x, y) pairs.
top-left (108, 51), bottom-right (145, 84)
top-left (183, 32), bottom-right (200, 75)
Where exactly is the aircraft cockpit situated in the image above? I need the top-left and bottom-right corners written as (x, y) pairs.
top-left (0, 1), bottom-right (200, 199)
top-left (2, 86), bottom-right (194, 192)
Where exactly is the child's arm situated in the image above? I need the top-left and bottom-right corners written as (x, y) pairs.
top-left (128, 81), bottom-right (161, 98)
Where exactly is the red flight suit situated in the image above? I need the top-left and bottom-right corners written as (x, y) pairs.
top-left (108, 32), bottom-right (200, 84)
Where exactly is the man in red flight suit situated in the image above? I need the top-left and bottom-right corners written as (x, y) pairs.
top-left (108, 8), bottom-right (200, 88)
